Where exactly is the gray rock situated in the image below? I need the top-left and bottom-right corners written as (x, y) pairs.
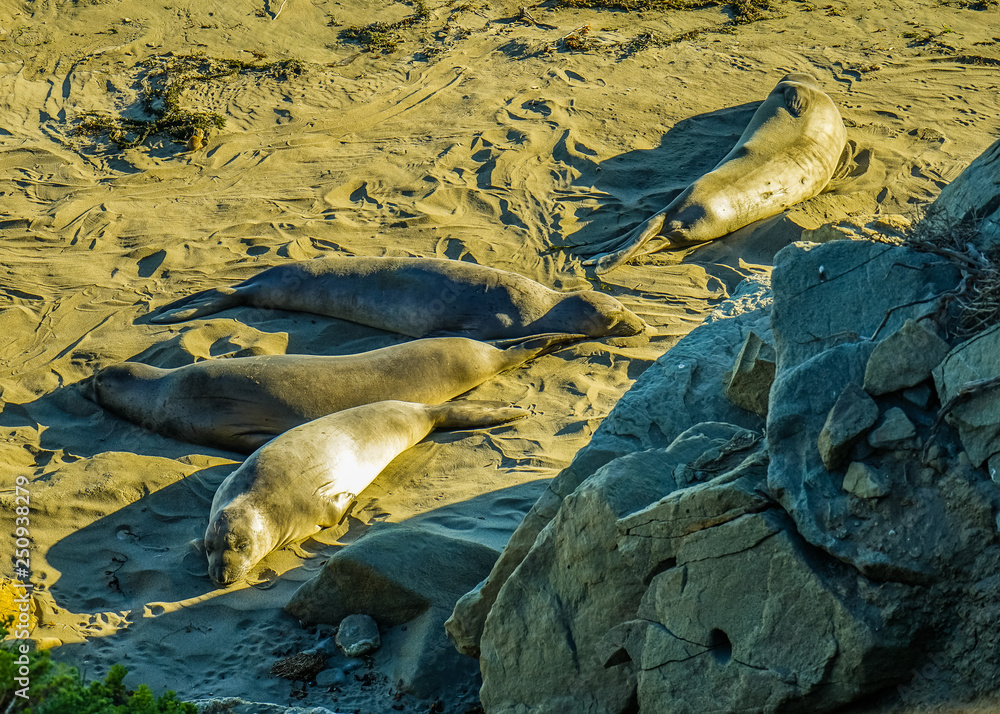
top-left (903, 383), bottom-right (934, 409)
top-left (632, 510), bottom-right (913, 713)
top-left (817, 383), bottom-right (879, 471)
top-left (478, 424), bottom-right (769, 714)
top-left (867, 407), bottom-right (917, 450)
top-left (768, 240), bottom-right (966, 583)
top-left (447, 280), bottom-right (771, 658)
top-left (336, 614), bottom-right (380, 657)
top-left (933, 323), bottom-right (1000, 467)
top-left (770, 240), bottom-right (961, 372)
top-left (923, 135), bottom-right (1000, 252)
top-left (723, 330), bottom-right (776, 415)
top-left (193, 699), bottom-right (341, 714)
top-left (863, 318), bottom-right (951, 396)
top-left (314, 668), bottom-right (347, 688)
top-left (480, 419), bottom-right (921, 714)
top-left (285, 525), bottom-right (494, 698)
top-left (384, 606), bottom-right (479, 698)
top-left (990, 453), bottom-right (1000, 484)
top-left (843, 462), bottom-right (890, 499)
top-left (286, 524), bottom-right (498, 627)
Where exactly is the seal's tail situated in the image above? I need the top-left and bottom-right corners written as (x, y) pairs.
top-left (429, 400), bottom-right (527, 430)
top-left (149, 286), bottom-right (242, 324)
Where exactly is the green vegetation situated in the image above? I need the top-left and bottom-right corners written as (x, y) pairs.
top-left (74, 53), bottom-right (304, 151)
top-left (1, 617), bottom-right (196, 713)
top-left (339, 1), bottom-right (431, 54)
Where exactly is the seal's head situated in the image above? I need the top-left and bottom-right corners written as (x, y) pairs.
top-left (205, 506), bottom-right (271, 587)
top-left (547, 291), bottom-right (647, 337)
top-left (86, 362), bottom-right (168, 425)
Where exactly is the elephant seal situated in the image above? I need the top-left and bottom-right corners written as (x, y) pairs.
top-left (204, 399), bottom-right (524, 586)
top-left (582, 72), bottom-right (848, 274)
top-left (85, 333), bottom-right (578, 453)
top-left (149, 256), bottom-right (646, 339)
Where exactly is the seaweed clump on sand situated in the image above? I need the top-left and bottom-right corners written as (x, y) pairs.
top-left (556, 0), bottom-right (775, 21)
top-left (548, 0), bottom-right (775, 57)
top-left (74, 53), bottom-right (304, 151)
top-left (339, 0), bottom-right (431, 54)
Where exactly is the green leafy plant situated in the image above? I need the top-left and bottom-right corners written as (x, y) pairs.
top-left (1, 617), bottom-right (196, 713)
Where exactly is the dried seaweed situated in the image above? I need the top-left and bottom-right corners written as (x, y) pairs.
top-left (74, 53), bottom-right (303, 151)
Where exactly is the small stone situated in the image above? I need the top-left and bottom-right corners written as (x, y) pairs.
top-left (315, 668), bottom-right (347, 688)
top-left (902, 384), bottom-right (933, 410)
top-left (336, 614), bottom-right (380, 657)
top-left (818, 383), bottom-right (880, 471)
top-left (867, 408), bottom-right (917, 450)
top-left (723, 331), bottom-right (776, 416)
top-left (989, 454), bottom-right (1000, 484)
top-left (843, 462), bottom-right (890, 499)
top-left (864, 319), bottom-right (951, 396)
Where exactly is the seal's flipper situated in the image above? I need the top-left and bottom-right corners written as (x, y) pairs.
top-left (494, 332), bottom-right (587, 361)
top-left (312, 489), bottom-right (357, 526)
top-left (150, 286), bottom-right (242, 324)
top-left (587, 213), bottom-right (668, 275)
top-left (429, 400), bottom-right (526, 430)
top-left (782, 85), bottom-right (812, 118)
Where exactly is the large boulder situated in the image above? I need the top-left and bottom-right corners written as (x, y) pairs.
top-left (479, 423), bottom-right (765, 714)
top-left (769, 239), bottom-right (961, 372)
top-left (286, 525), bottom-right (498, 698)
top-left (630, 509), bottom-right (912, 713)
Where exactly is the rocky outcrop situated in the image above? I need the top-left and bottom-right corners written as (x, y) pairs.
top-left (471, 237), bottom-right (1000, 713)
top-left (445, 277), bottom-right (772, 658)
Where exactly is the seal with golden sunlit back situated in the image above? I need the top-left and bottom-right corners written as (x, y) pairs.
top-left (203, 399), bottom-right (525, 587)
top-left (85, 333), bottom-right (579, 453)
top-left (582, 72), bottom-right (848, 274)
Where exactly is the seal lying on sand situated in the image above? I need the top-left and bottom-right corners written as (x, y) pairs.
top-left (204, 399), bottom-right (524, 586)
top-left (85, 333), bottom-right (577, 453)
top-left (149, 256), bottom-right (646, 339)
top-left (582, 72), bottom-right (848, 274)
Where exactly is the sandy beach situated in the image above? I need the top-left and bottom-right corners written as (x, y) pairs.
top-left (1, 0), bottom-right (998, 710)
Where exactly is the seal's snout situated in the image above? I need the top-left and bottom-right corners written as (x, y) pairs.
top-left (80, 373), bottom-right (100, 403)
top-left (207, 552), bottom-right (245, 588)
